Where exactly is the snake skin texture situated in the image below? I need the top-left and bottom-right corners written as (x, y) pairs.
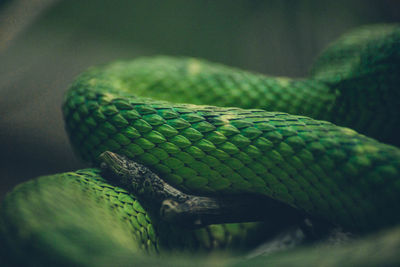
top-left (310, 24), bottom-right (400, 145)
top-left (0, 169), bottom-right (267, 266)
top-left (1, 24), bottom-right (399, 266)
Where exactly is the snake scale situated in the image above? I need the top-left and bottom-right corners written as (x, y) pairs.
top-left (1, 24), bottom-right (399, 266)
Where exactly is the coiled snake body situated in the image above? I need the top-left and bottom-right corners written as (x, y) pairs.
top-left (1, 24), bottom-right (400, 266)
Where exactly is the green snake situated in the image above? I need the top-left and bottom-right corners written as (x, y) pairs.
top-left (1, 24), bottom-right (399, 266)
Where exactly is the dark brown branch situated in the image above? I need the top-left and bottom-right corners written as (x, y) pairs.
top-left (99, 151), bottom-right (306, 228)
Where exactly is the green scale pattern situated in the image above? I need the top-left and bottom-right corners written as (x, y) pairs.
top-left (0, 168), bottom-right (268, 265)
top-left (63, 60), bottom-right (400, 233)
top-left (2, 24), bottom-right (400, 266)
top-left (61, 23), bottom-right (400, 148)
top-left (310, 24), bottom-right (400, 144)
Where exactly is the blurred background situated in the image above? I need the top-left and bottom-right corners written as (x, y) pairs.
top-left (1, 0), bottom-right (399, 200)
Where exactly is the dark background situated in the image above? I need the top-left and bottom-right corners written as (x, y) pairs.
top-left (1, 0), bottom-right (399, 200)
